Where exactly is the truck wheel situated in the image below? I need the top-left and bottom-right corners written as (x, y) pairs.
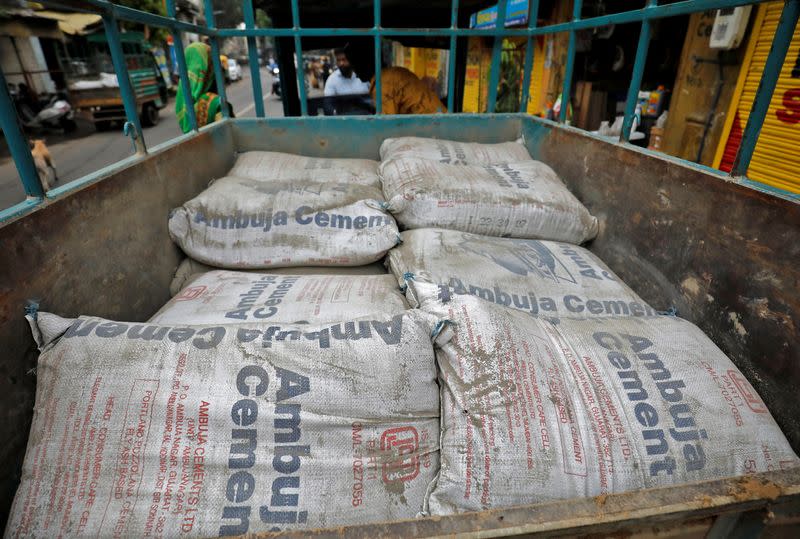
top-left (141, 103), bottom-right (160, 127)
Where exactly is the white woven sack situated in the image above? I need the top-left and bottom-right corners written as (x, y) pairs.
top-left (168, 176), bottom-right (398, 268)
top-left (391, 229), bottom-right (655, 318)
top-left (379, 158), bottom-right (598, 243)
top-left (153, 272), bottom-right (408, 325)
top-left (410, 283), bottom-right (799, 515)
top-left (379, 137), bottom-right (532, 164)
top-left (169, 258), bottom-right (389, 296)
top-left (229, 151), bottom-right (380, 188)
top-left (9, 310), bottom-right (444, 536)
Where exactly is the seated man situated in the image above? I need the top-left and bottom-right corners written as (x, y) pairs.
top-left (324, 48), bottom-right (371, 96)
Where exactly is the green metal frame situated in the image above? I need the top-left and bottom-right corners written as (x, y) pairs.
top-left (1, 0), bottom-right (798, 223)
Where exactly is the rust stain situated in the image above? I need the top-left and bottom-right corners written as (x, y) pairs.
top-left (727, 476), bottom-right (783, 502)
top-left (594, 493), bottom-right (608, 507)
top-left (696, 494), bottom-right (714, 508)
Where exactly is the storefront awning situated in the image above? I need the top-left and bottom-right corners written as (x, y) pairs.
top-left (0, 16), bottom-right (63, 40)
top-left (34, 10), bottom-right (102, 36)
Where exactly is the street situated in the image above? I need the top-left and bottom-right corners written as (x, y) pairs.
top-left (0, 68), bottom-right (286, 210)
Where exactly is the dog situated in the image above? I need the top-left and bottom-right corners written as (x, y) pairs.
top-left (30, 139), bottom-right (57, 191)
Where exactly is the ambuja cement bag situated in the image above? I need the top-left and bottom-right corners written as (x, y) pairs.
top-left (229, 151), bottom-right (380, 188)
top-left (169, 257), bottom-right (389, 296)
top-left (168, 176), bottom-right (398, 268)
top-left (153, 272), bottom-right (408, 325)
top-left (9, 310), bottom-right (444, 536)
top-left (391, 229), bottom-right (655, 318)
top-left (379, 137), bottom-right (532, 165)
top-left (380, 158), bottom-right (598, 243)
top-left (411, 283), bottom-right (799, 514)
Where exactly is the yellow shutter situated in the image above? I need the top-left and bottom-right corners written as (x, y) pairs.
top-left (714, 2), bottom-right (800, 193)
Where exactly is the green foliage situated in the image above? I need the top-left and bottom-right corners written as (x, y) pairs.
top-left (112, 0), bottom-right (167, 43)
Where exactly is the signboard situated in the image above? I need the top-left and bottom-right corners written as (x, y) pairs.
top-left (469, 0), bottom-right (529, 29)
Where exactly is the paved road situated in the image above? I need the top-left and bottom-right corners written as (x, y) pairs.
top-left (0, 68), bottom-right (287, 210)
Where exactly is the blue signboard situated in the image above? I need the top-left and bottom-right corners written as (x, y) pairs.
top-left (469, 0), bottom-right (529, 29)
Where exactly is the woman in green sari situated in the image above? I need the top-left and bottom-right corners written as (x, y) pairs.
top-left (175, 42), bottom-right (231, 133)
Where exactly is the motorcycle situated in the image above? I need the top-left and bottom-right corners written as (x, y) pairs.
top-left (10, 83), bottom-right (77, 133)
top-left (271, 66), bottom-right (281, 97)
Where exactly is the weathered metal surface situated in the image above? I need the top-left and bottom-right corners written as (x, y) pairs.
top-left (530, 119), bottom-right (800, 451)
top-left (0, 123), bottom-right (234, 526)
top-left (231, 115), bottom-right (524, 158)
top-left (243, 468), bottom-right (800, 538)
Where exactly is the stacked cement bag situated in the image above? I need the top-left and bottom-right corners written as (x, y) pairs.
top-left (379, 157), bottom-right (598, 243)
top-left (409, 282), bottom-right (799, 515)
top-left (153, 272), bottom-right (407, 325)
top-left (391, 229), bottom-right (655, 318)
top-left (168, 176), bottom-right (398, 268)
top-left (380, 137), bottom-right (532, 165)
top-left (230, 151), bottom-right (381, 187)
top-left (169, 257), bottom-right (388, 296)
top-left (9, 310), bottom-right (445, 536)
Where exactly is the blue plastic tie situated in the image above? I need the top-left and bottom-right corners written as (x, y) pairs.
top-left (658, 307), bottom-right (679, 317)
top-left (25, 299), bottom-right (39, 320)
top-left (123, 121), bottom-right (138, 153)
top-left (431, 319), bottom-right (454, 339)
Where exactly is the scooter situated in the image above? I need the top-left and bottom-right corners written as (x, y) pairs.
top-left (271, 66), bottom-right (281, 97)
top-left (10, 84), bottom-right (77, 133)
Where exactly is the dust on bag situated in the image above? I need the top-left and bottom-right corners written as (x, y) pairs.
top-left (410, 282), bottom-right (799, 515)
top-left (229, 151), bottom-right (381, 188)
top-left (379, 158), bottom-right (598, 243)
top-left (9, 310), bottom-right (445, 536)
top-left (154, 272), bottom-right (408, 325)
top-left (391, 229), bottom-right (656, 318)
top-left (168, 176), bottom-right (398, 268)
top-left (379, 137), bottom-right (532, 165)
top-left (169, 257), bottom-right (389, 296)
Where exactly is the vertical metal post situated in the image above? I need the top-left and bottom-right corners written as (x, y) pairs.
top-left (290, 0), bottom-right (308, 116)
top-left (102, 13), bottom-right (146, 152)
top-left (166, 0), bottom-right (197, 131)
top-left (486, 0), bottom-right (508, 112)
top-left (244, 0), bottom-right (265, 117)
top-left (374, 0), bottom-right (382, 114)
top-left (732, 0), bottom-right (800, 176)
top-left (0, 66), bottom-right (43, 198)
top-left (621, 0), bottom-right (657, 141)
top-left (203, 0), bottom-right (229, 118)
top-left (519, 0), bottom-right (540, 113)
top-left (446, 0), bottom-right (460, 112)
top-left (560, 0), bottom-right (582, 124)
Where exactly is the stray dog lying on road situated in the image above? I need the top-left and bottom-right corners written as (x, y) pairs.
top-left (30, 139), bottom-right (57, 191)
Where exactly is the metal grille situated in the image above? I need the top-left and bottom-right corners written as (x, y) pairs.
top-left (0, 0), bottom-right (798, 223)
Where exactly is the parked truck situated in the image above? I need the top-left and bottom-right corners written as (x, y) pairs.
top-left (65, 31), bottom-right (168, 130)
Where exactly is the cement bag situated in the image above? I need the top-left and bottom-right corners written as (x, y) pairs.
top-left (410, 283), bottom-right (799, 515)
top-left (380, 158), bottom-right (598, 243)
top-left (379, 137), bottom-right (532, 165)
top-left (169, 258), bottom-right (389, 296)
top-left (154, 272), bottom-right (407, 325)
top-left (9, 310), bottom-right (444, 536)
top-left (168, 176), bottom-right (398, 268)
top-left (392, 228), bottom-right (655, 318)
top-left (229, 151), bottom-right (380, 188)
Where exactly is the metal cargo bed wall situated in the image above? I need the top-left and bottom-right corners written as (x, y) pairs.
top-left (0, 124), bottom-right (235, 525)
top-left (522, 117), bottom-right (800, 449)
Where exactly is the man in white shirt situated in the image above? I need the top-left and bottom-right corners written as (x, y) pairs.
top-left (324, 48), bottom-right (371, 96)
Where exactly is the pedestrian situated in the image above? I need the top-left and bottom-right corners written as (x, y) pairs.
top-left (324, 48), bottom-right (371, 96)
top-left (175, 42), bottom-right (234, 133)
